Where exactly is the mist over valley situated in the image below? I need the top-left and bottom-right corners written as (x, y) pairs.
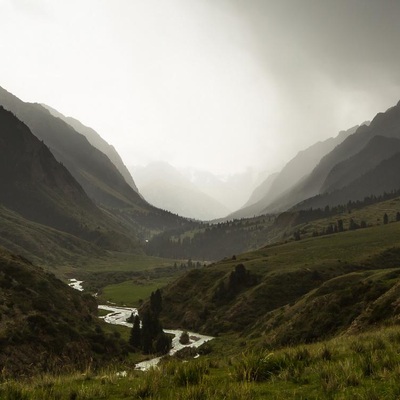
top-left (1, 1), bottom-right (400, 398)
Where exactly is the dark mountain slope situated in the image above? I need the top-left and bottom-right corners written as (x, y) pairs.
top-left (294, 151), bottom-right (400, 210)
top-left (41, 103), bottom-right (139, 193)
top-left (0, 106), bottom-right (138, 251)
top-left (227, 172), bottom-right (278, 219)
top-left (264, 102), bottom-right (400, 213)
top-left (0, 106), bottom-right (94, 230)
top-left (231, 125), bottom-right (359, 218)
top-left (0, 247), bottom-right (127, 376)
top-left (321, 135), bottom-right (400, 193)
top-left (267, 126), bottom-right (359, 200)
top-left (0, 86), bottom-right (192, 236)
top-left (0, 86), bottom-right (143, 209)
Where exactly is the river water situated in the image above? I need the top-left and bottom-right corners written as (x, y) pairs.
top-left (69, 279), bottom-right (214, 370)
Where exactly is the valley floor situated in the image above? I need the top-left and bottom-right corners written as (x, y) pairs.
top-left (97, 303), bottom-right (214, 371)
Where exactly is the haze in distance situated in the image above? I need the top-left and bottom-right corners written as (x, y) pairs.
top-left (1, 0), bottom-right (400, 218)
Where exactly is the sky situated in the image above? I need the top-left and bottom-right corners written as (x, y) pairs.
top-left (1, 0), bottom-right (400, 177)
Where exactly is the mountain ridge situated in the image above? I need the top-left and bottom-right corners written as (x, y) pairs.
top-left (321, 135), bottom-right (400, 193)
top-left (0, 86), bottom-right (144, 210)
top-left (230, 125), bottom-right (361, 218)
top-left (262, 103), bottom-right (400, 214)
top-left (0, 106), bottom-right (140, 253)
top-left (41, 103), bottom-right (140, 193)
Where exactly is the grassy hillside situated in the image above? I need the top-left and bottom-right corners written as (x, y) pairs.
top-left (146, 193), bottom-right (400, 262)
top-left (286, 193), bottom-right (400, 239)
top-left (158, 216), bottom-right (400, 343)
top-left (0, 247), bottom-right (129, 377)
top-left (0, 205), bottom-right (104, 268)
top-left (3, 198), bottom-right (400, 398)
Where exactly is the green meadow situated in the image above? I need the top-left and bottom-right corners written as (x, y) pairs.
top-left (99, 276), bottom-right (175, 306)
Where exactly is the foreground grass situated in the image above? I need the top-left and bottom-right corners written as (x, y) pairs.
top-left (5, 325), bottom-right (400, 399)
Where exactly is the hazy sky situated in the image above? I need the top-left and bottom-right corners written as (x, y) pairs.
top-left (1, 0), bottom-right (400, 176)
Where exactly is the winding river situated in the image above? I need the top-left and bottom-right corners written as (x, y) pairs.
top-left (69, 279), bottom-right (214, 370)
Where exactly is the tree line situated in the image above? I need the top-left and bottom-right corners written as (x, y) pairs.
top-left (146, 217), bottom-right (273, 261)
top-left (129, 289), bottom-right (171, 355)
top-left (293, 212), bottom-right (400, 241)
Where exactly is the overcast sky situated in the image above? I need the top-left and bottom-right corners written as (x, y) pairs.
top-left (1, 0), bottom-right (400, 176)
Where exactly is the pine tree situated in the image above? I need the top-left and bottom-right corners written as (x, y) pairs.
top-left (129, 315), bottom-right (141, 349)
top-left (349, 218), bottom-right (359, 230)
top-left (141, 311), bottom-right (153, 354)
top-left (384, 213), bottom-right (389, 225)
top-left (293, 230), bottom-right (301, 241)
top-left (155, 333), bottom-right (172, 354)
top-left (150, 289), bottom-right (162, 316)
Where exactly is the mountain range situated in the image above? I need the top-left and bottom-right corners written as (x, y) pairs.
top-left (132, 163), bottom-right (263, 220)
top-left (181, 167), bottom-right (262, 212)
top-left (152, 96), bottom-right (400, 354)
top-left (3, 81), bottom-right (400, 391)
top-left (230, 124), bottom-right (363, 218)
top-left (2, 81), bottom-right (400, 266)
top-left (132, 162), bottom-right (231, 220)
top-left (0, 106), bottom-right (139, 255)
top-left (286, 101), bottom-right (400, 212)
top-left (0, 85), bottom-right (207, 269)
top-left (0, 86), bottom-right (195, 253)
top-left (232, 101), bottom-right (400, 218)
top-left (0, 86), bottom-right (143, 210)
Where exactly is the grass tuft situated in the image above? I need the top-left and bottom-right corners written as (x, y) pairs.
top-left (233, 352), bottom-right (286, 382)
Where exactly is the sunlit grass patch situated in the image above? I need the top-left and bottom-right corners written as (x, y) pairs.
top-left (99, 276), bottom-right (173, 306)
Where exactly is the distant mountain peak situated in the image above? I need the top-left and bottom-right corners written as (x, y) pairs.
top-left (131, 162), bottom-right (232, 220)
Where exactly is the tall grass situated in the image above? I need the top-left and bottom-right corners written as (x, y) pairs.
top-left (232, 352), bottom-right (287, 382)
top-left (5, 325), bottom-right (400, 399)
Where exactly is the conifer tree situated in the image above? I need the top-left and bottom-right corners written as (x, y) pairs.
top-left (129, 314), bottom-right (141, 349)
top-left (150, 289), bottom-right (162, 316)
top-left (136, 290), bottom-right (171, 355)
top-left (141, 311), bottom-right (153, 354)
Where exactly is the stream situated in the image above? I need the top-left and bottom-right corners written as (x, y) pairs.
top-left (69, 279), bottom-right (214, 370)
